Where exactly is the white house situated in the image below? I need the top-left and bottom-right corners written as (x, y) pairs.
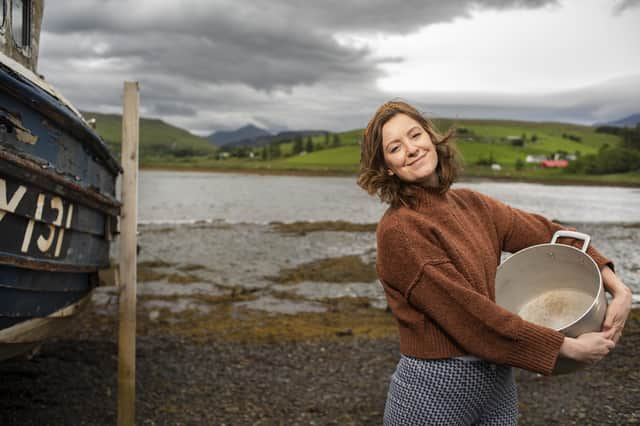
top-left (525, 155), bottom-right (547, 164)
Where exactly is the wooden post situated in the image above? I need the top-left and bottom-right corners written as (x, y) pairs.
top-left (118, 81), bottom-right (139, 426)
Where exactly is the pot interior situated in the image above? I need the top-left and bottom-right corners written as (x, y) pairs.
top-left (495, 243), bottom-right (601, 332)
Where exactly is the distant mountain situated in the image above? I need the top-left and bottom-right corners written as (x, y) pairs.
top-left (597, 113), bottom-right (640, 128)
top-left (223, 130), bottom-right (329, 149)
top-left (208, 124), bottom-right (271, 146)
top-left (206, 123), bottom-right (330, 148)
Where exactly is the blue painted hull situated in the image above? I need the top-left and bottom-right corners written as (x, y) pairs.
top-left (0, 265), bottom-right (95, 331)
top-left (0, 58), bottom-right (120, 358)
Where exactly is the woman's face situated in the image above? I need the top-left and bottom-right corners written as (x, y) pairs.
top-left (381, 113), bottom-right (439, 185)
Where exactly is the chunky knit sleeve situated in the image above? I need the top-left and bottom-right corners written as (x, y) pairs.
top-left (377, 219), bottom-right (565, 375)
top-left (474, 191), bottom-right (614, 271)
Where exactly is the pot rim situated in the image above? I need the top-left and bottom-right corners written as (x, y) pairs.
top-left (497, 242), bottom-right (604, 332)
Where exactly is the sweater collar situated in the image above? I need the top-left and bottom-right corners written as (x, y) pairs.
top-left (414, 185), bottom-right (449, 210)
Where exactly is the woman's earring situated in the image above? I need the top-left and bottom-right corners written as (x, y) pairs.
top-left (387, 169), bottom-right (394, 176)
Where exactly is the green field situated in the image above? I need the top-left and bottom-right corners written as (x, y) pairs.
top-left (91, 113), bottom-right (640, 186)
top-left (84, 111), bottom-right (216, 160)
top-left (265, 120), bottom-right (614, 173)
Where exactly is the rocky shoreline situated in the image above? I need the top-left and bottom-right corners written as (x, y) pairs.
top-left (0, 297), bottom-right (637, 425)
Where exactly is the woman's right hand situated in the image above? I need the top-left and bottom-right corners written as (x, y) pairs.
top-left (558, 331), bottom-right (615, 364)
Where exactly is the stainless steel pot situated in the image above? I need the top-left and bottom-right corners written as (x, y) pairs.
top-left (495, 230), bottom-right (607, 374)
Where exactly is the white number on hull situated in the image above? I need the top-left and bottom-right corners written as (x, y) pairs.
top-left (1, 178), bottom-right (73, 258)
top-left (0, 178), bottom-right (27, 222)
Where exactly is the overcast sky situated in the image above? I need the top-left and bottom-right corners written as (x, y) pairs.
top-left (38, 0), bottom-right (640, 135)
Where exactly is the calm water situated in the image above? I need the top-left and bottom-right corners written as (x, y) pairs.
top-left (138, 171), bottom-right (640, 224)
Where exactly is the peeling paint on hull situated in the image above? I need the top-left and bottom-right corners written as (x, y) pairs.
top-left (0, 3), bottom-right (120, 359)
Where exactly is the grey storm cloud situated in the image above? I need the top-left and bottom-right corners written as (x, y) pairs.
top-left (151, 102), bottom-right (198, 117)
top-left (35, 0), bottom-right (637, 134)
top-left (40, 0), bottom-right (558, 91)
top-left (44, 1), bottom-right (559, 35)
top-left (614, 0), bottom-right (640, 14)
top-left (407, 74), bottom-right (640, 125)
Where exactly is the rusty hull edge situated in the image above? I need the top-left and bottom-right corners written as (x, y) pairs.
top-left (0, 147), bottom-right (121, 217)
top-left (0, 254), bottom-right (105, 273)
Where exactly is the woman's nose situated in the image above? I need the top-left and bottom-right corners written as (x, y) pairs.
top-left (407, 143), bottom-right (419, 156)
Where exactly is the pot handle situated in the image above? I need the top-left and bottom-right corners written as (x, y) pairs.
top-left (550, 230), bottom-right (591, 252)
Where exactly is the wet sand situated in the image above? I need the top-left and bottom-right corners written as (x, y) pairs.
top-left (0, 221), bottom-right (638, 424)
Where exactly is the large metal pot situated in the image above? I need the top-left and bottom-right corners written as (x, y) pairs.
top-left (495, 231), bottom-right (607, 374)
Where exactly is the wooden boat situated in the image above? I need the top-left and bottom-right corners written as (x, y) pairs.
top-left (0, 0), bottom-right (121, 360)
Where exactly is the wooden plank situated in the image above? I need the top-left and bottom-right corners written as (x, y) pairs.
top-left (118, 81), bottom-right (139, 426)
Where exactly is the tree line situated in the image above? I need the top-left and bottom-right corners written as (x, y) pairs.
top-left (568, 125), bottom-right (640, 174)
top-left (219, 133), bottom-right (343, 160)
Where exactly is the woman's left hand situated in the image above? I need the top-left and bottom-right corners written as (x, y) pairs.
top-left (601, 266), bottom-right (632, 344)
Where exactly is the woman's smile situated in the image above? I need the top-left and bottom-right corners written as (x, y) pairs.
top-left (406, 152), bottom-right (427, 167)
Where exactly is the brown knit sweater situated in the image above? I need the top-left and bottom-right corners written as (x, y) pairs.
top-left (376, 186), bottom-right (613, 376)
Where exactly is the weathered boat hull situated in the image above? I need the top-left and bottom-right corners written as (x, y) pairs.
top-left (0, 24), bottom-right (120, 360)
top-left (0, 293), bottom-right (92, 361)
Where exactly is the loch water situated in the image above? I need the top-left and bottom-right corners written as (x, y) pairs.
top-left (98, 171), bottom-right (639, 313)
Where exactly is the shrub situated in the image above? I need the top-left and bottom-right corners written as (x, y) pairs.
top-left (561, 133), bottom-right (582, 143)
top-left (567, 147), bottom-right (640, 174)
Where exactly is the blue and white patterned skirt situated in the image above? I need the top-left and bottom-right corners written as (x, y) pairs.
top-left (384, 355), bottom-right (518, 426)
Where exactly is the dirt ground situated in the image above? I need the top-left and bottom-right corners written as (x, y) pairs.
top-left (0, 303), bottom-right (638, 425)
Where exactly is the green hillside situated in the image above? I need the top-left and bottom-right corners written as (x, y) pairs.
top-left (83, 111), bottom-right (216, 163)
top-left (86, 112), bottom-right (639, 185)
top-left (255, 119), bottom-right (637, 184)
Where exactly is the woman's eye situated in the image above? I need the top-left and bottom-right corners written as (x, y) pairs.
top-left (411, 133), bottom-right (421, 139)
top-left (390, 145), bottom-right (399, 153)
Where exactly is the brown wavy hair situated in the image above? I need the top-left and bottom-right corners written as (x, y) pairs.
top-left (357, 100), bottom-right (463, 208)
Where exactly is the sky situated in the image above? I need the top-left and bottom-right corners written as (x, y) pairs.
top-left (37, 0), bottom-right (640, 136)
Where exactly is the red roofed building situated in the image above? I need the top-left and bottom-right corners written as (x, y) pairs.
top-left (540, 159), bottom-right (569, 168)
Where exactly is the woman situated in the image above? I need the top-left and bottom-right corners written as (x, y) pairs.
top-left (357, 101), bottom-right (632, 425)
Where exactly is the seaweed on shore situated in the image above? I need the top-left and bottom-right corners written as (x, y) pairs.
top-left (267, 255), bottom-right (377, 284)
top-left (270, 220), bottom-right (377, 236)
top-left (177, 264), bottom-right (207, 272)
top-left (139, 286), bottom-right (260, 305)
top-left (139, 302), bottom-right (396, 343)
top-left (139, 260), bottom-right (174, 268)
top-left (140, 221), bottom-right (233, 235)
